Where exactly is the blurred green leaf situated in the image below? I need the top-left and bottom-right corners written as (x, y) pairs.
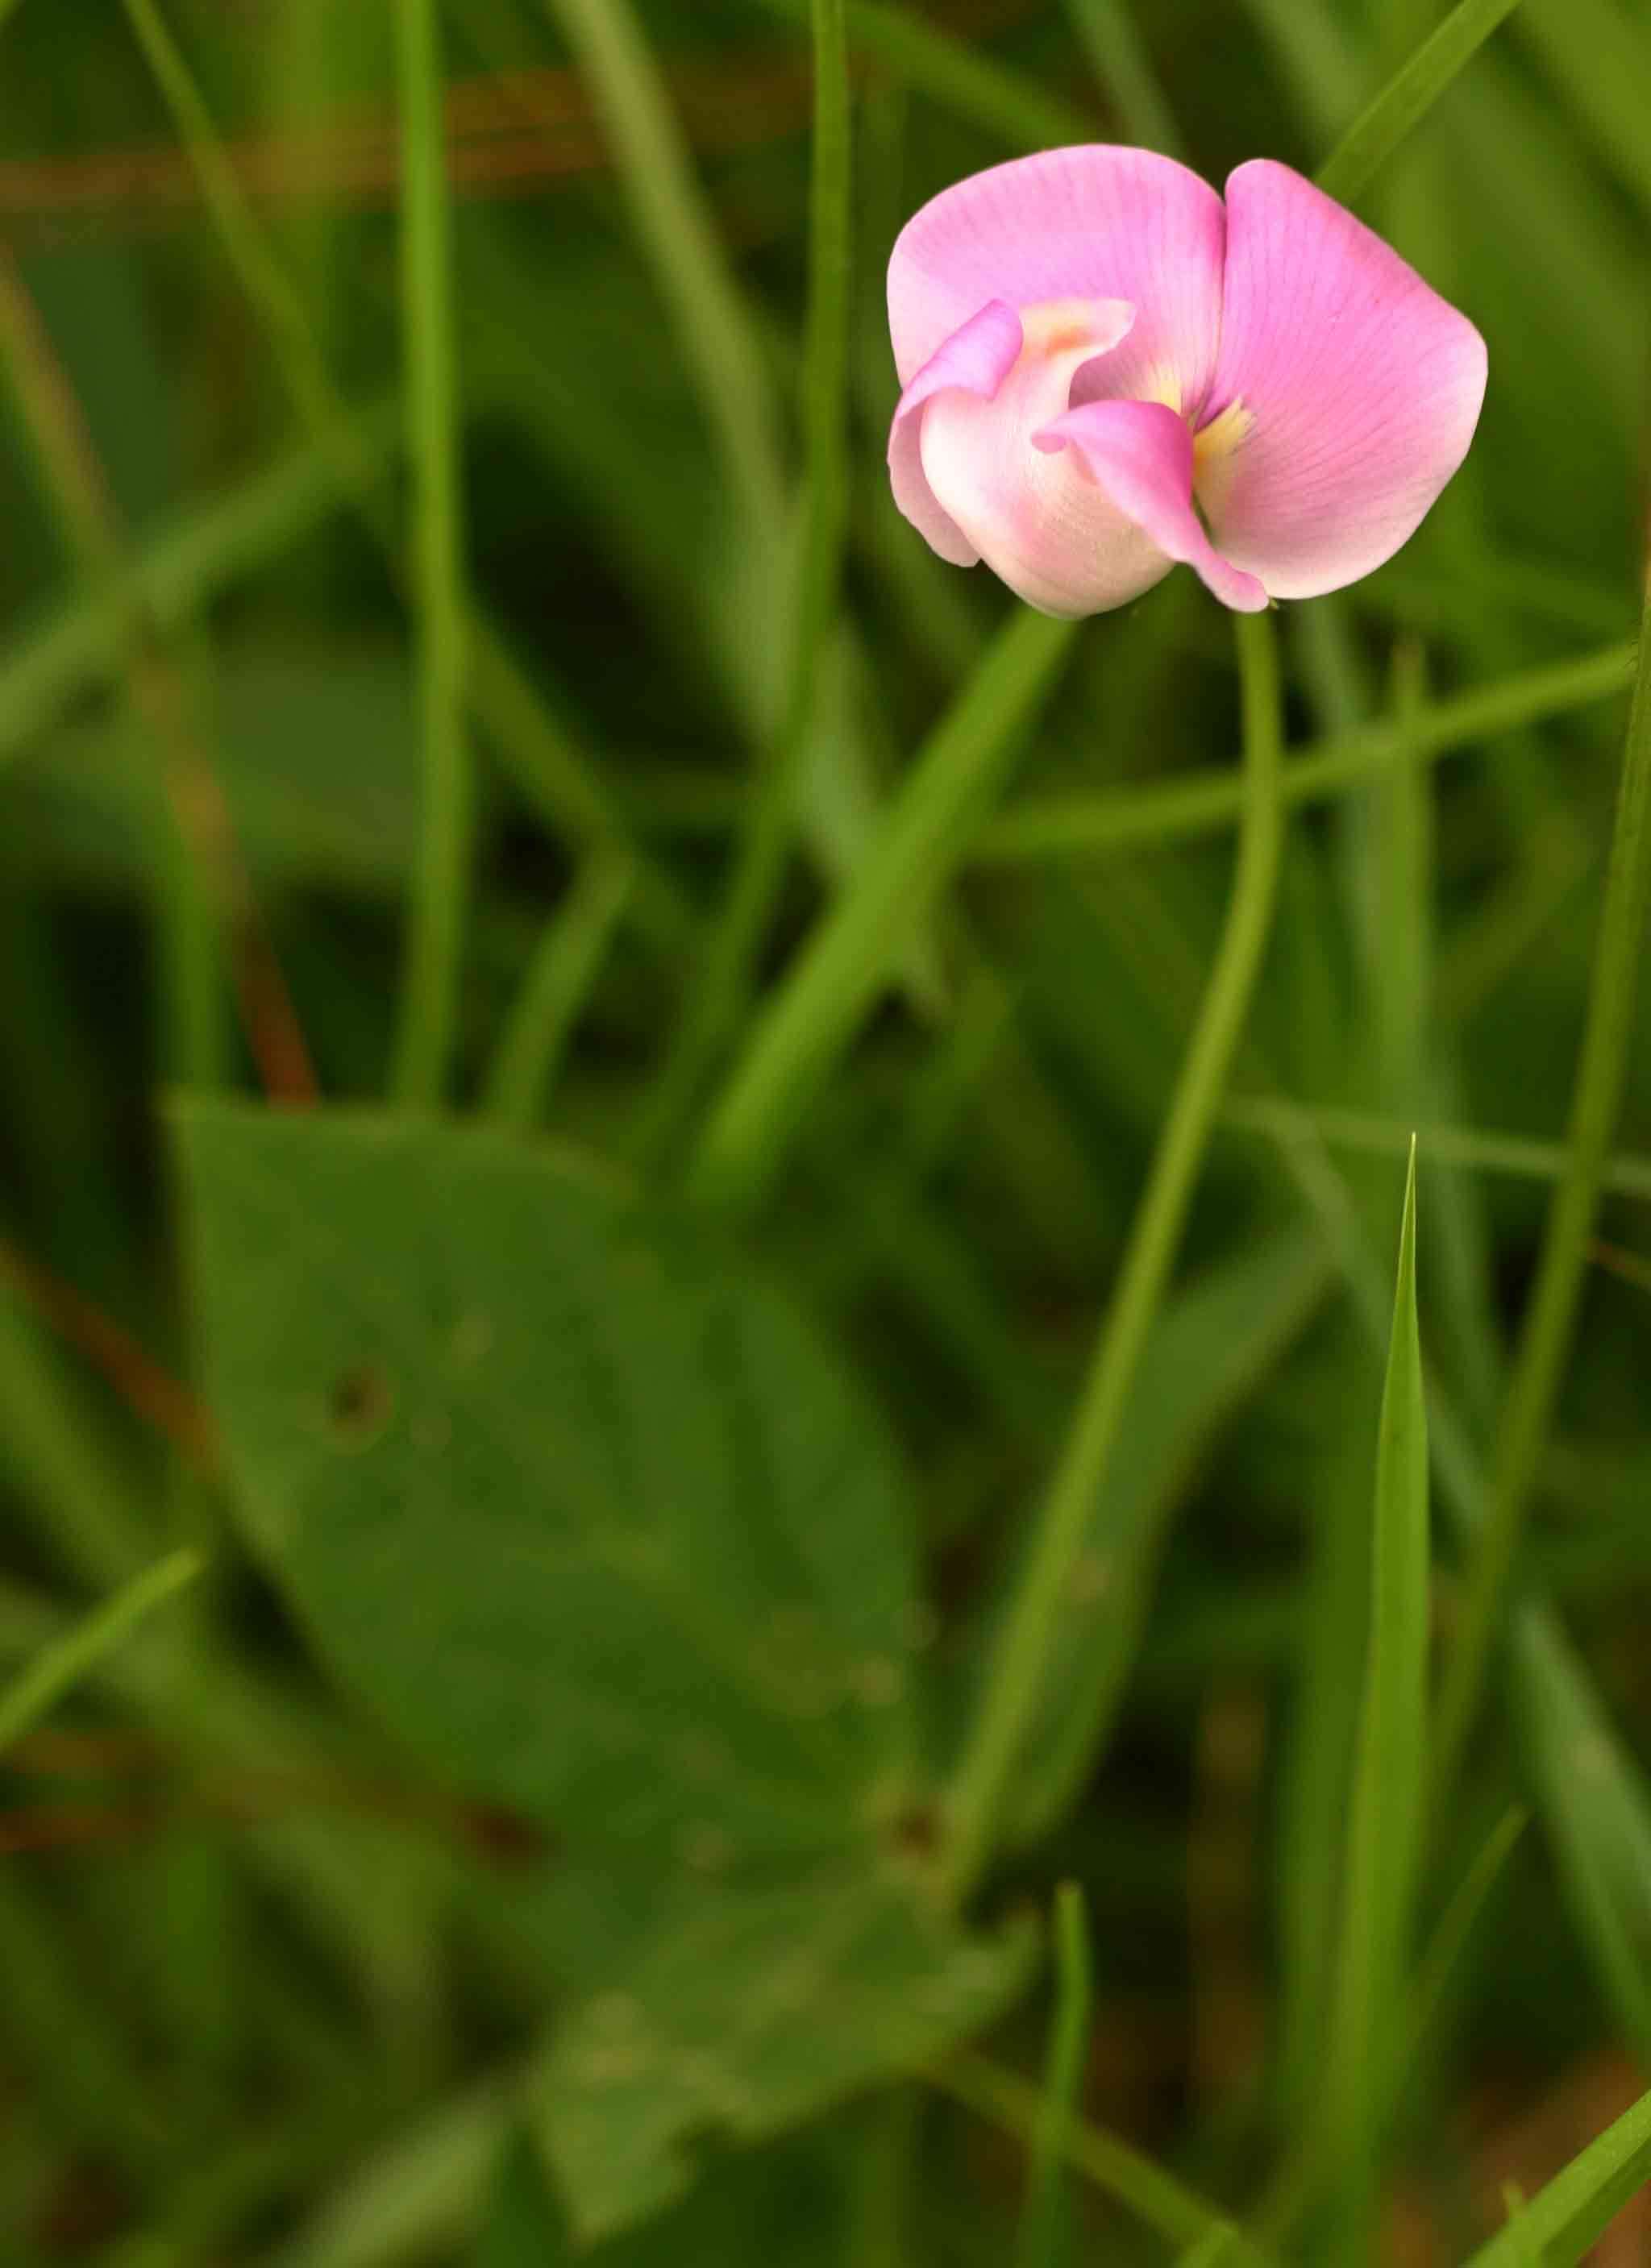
top-left (177, 1103), bottom-right (1032, 2237)
top-left (532, 1864), bottom-right (1033, 2240)
top-left (176, 1103), bottom-right (924, 1849)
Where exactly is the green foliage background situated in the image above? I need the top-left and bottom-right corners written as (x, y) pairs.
top-left (0, 0), bottom-right (1648, 2261)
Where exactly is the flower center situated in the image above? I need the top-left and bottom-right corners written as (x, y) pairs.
top-left (1191, 397), bottom-right (1254, 515)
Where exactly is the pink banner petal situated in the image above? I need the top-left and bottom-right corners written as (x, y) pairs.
top-left (888, 146), bottom-right (1226, 417)
top-left (1200, 160), bottom-right (1487, 600)
top-left (1034, 400), bottom-right (1269, 613)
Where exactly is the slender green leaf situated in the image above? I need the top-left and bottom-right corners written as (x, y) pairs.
top-left (482, 858), bottom-right (634, 1133)
top-left (1324, 1144), bottom-right (1429, 2239)
top-left (1314, 0), bottom-right (1527, 207)
top-left (1461, 2083), bottom-right (1651, 2266)
top-left (533, 0), bottom-right (786, 532)
top-left (1016, 1884), bottom-right (1093, 2268)
top-left (972, 641), bottom-right (1636, 864)
top-left (1437, 596), bottom-right (1651, 1792)
top-left (0, 1547), bottom-right (203, 1754)
top-left (688, 608), bottom-right (1076, 1213)
top-left (1002, 1227), bottom-right (1330, 1846)
top-left (745, 0), bottom-right (1095, 150)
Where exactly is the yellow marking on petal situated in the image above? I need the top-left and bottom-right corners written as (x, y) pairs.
top-left (1139, 367), bottom-right (1183, 414)
top-left (1191, 398), bottom-right (1255, 521)
top-left (1192, 398), bottom-right (1255, 479)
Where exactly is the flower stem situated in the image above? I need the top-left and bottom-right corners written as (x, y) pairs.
top-left (940, 609), bottom-right (1286, 1905)
top-left (389, 0), bottom-right (472, 1110)
top-left (1433, 575), bottom-right (1651, 1792)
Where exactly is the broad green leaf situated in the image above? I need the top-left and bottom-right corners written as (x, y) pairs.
top-left (1460, 2081), bottom-right (1651, 2266)
top-left (1325, 1145), bottom-right (1429, 2231)
top-left (177, 1105), bottom-right (1033, 2233)
top-left (532, 1864), bottom-right (1033, 2241)
top-left (1000, 1226), bottom-right (1329, 1844)
top-left (476, 2136), bottom-right (572, 2268)
top-left (175, 1103), bottom-right (920, 1853)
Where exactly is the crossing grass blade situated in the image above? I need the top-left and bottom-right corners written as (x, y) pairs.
top-left (1314, 0), bottom-right (1528, 206)
top-left (1459, 2083), bottom-right (1651, 2266)
top-left (1015, 1884), bottom-right (1092, 2268)
top-left (0, 1547), bottom-right (204, 1755)
top-left (1321, 1143), bottom-right (1429, 2244)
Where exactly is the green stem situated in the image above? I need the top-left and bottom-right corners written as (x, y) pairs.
top-left (940, 609), bottom-right (1285, 1904)
top-left (0, 1549), bottom-right (204, 1755)
top-left (972, 639), bottom-right (1636, 863)
top-left (535, 0), bottom-right (787, 533)
top-left (1016, 1884), bottom-right (1094, 2268)
top-left (389, 0), bottom-right (472, 1109)
top-left (482, 858), bottom-right (633, 1133)
top-left (1433, 584), bottom-right (1651, 1792)
top-left (686, 607), bottom-right (1075, 1213)
top-left (636, 0), bottom-right (853, 1166)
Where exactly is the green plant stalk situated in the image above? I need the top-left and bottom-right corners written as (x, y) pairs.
top-left (637, 0), bottom-right (853, 1165)
top-left (1435, 589), bottom-right (1651, 1794)
top-left (1314, 0), bottom-right (1528, 207)
top-left (537, 0), bottom-right (786, 533)
top-left (389, 0), bottom-right (472, 1110)
top-left (940, 609), bottom-right (1285, 1903)
top-left (0, 1548), bottom-right (204, 1755)
top-left (687, 607), bottom-right (1076, 1213)
top-left (1016, 1884), bottom-right (1094, 2268)
top-left (973, 639), bottom-right (1636, 862)
top-left (482, 857), bottom-right (633, 1133)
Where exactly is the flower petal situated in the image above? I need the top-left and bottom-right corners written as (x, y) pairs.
top-left (1033, 400), bottom-right (1269, 613)
top-left (1199, 160), bottom-right (1487, 600)
top-left (888, 145), bottom-right (1226, 415)
top-left (888, 300), bottom-right (1024, 565)
top-left (917, 301), bottom-right (1171, 617)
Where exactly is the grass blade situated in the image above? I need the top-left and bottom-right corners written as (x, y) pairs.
top-left (1323, 1144), bottom-right (1429, 2245)
top-left (389, 0), bottom-right (472, 1109)
top-left (1436, 588), bottom-right (1651, 1793)
top-left (686, 607), bottom-right (1076, 1214)
top-left (1314, 0), bottom-right (1527, 208)
top-left (940, 609), bottom-right (1285, 1902)
top-left (1016, 1884), bottom-right (1093, 2268)
top-left (638, 0), bottom-right (854, 1162)
top-left (934, 2052), bottom-right (1274, 2265)
top-left (971, 640), bottom-right (1636, 864)
top-left (0, 1547), bottom-right (204, 1755)
top-left (745, 0), bottom-right (1096, 151)
top-left (1460, 2083), bottom-right (1651, 2266)
top-left (1225, 1099), bottom-right (1651, 1206)
top-left (481, 858), bottom-right (633, 1134)
top-left (534, 0), bottom-right (786, 532)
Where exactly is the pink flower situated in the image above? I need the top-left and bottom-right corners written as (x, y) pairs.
top-left (887, 148), bottom-right (1487, 617)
